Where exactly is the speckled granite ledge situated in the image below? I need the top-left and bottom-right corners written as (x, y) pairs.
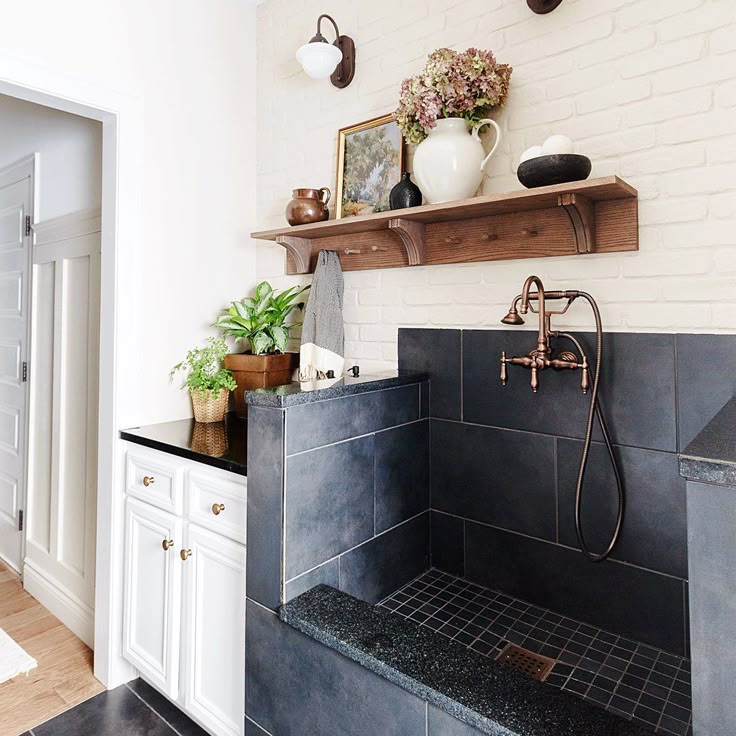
top-left (679, 397), bottom-right (736, 486)
top-left (246, 371), bottom-right (426, 408)
top-left (279, 586), bottom-right (652, 736)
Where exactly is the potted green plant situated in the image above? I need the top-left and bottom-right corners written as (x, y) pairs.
top-left (170, 337), bottom-right (237, 423)
top-left (215, 281), bottom-right (309, 416)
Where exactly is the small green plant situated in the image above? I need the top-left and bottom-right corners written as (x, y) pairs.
top-left (170, 337), bottom-right (237, 397)
top-left (214, 281), bottom-right (310, 355)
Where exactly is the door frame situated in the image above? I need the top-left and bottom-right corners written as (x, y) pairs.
top-left (0, 152), bottom-right (38, 574)
top-left (0, 53), bottom-right (143, 687)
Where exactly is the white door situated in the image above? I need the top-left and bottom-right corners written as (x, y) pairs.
top-left (123, 497), bottom-right (183, 699)
top-left (181, 523), bottom-right (246, 736)
top-left (0, 158), bottom-right (34, 572)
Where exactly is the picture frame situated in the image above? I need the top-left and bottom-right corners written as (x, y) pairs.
top-left (335, 113), bottom-right (405, 219)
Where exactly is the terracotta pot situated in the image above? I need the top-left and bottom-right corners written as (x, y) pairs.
top-left (224, 352), bottom-right (299, 417)
top-left (286, 188), bottom-right (331, 226)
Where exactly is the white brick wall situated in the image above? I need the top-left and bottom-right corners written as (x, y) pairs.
top-left (255, 0), bottom-right (736, 373)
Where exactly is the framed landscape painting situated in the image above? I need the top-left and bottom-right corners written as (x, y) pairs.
top-left (335, 114), bottom-right (405, 218)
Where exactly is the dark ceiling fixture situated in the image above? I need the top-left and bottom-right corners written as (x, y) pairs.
top-left (295, 14), bottom-right (355, 89)
top-left (527, 0), bottom-right (564, 13)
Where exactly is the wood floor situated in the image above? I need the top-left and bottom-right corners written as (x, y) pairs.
top-left (0, 560), bottom-right (104, 736)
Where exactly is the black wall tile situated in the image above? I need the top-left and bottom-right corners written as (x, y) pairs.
top-left (245, 600), bottom-right (426, 736)
top-left (246, 407), bottom-right (285, 610)
top-left (285, 436), bottom-right (374, 579)
top-left (432, 419), bottom-right (557, 541)
top-left (431, 510), bottom-right (465, 576)
top-left (463, 330), bottom-right (677, 452)
top-left (399, 328), bottom-right (461, 420)
top-left (677, 334), bottom-right (736, 449)
top-left (285, 558), bottom-right (340, 602)
top-left (375, 420), bottom-right (430, 534)
top-left (339, 513), bottom-right (430, 604)
top-left (285, 384), bottom-right (420, 455)
top-left (428, 705), bottom-right (484, 735)
top-left (464, 522), bottom-right (686, 654)
top-left (686, 481), bottom-right (736, 734)
top-left (557, 440), bottom-right (688, 579)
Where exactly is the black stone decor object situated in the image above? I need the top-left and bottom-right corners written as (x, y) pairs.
top-left (517, 154), bottom-right (592, 189)
top-left (527, 0), bottom-right (563, 13)
top-left (389, 173), bottom-right (423, 210)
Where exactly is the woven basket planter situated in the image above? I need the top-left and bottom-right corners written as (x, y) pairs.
top-left (191, 420), bottom-right (228, 457)
top-left (190, 388), bottom-right (230, 424)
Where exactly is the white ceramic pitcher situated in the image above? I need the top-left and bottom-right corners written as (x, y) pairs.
top-left (412, 117), bottom-right (502, 204)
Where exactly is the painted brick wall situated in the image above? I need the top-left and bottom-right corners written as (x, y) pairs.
top-left (255, 0), bottom-right (736, 373)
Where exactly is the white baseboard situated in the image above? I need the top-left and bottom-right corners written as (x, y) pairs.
top-left (23, 559), bottom-right (94, 648)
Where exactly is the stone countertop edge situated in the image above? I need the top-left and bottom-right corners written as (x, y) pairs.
top-left (679, 397), bottom-right (736, 486)
top-left (245, 371), bottom-right (427, 408)
top-left (279, 586), bottom-right (653, 736)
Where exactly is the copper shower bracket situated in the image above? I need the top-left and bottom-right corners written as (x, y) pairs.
top-left (558, 193), bottom-right (596, 254)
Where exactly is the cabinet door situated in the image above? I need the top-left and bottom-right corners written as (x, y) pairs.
top-left (181, 524), bottom-right (246, 736)
top-left (123, 497), bottom-right (182, 699)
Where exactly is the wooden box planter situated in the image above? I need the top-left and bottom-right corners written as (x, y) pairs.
top-left (225, 352), bottom-right (299, 417)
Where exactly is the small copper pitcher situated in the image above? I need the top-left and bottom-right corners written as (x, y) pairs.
top-left (286, 187), bottom-right (331, 226)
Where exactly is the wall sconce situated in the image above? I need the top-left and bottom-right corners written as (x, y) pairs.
top-left (296, 14), bottom-right (355, 89)
top-left (527, 0), bottom-right (563, 12)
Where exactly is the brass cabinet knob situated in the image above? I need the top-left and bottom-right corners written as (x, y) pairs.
top-left (180, 549), bottom-right (192, 561)
top-left (143, 476), bottom-right (155, 487)
top-left (162, 539), bottom-right (174, 551)
top-left (211, 503), bottom-right (225, 516)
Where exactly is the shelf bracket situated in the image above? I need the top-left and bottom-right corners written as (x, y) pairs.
top-left (558, 193), bottom-right (596, 254)
top-left (276, 235), bottom-right (312, 274)
top-left (388, 218), bottom-right (426, 266)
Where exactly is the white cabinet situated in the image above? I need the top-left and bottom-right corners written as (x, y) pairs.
top-left (122, 445), bottom-right (246, 736)
top-left (181, 524), bottom-right (246, 736)
top-left (123, 498), bottom-right (182, 698)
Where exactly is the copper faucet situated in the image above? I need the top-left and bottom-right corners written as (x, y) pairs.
top-left (500, 275), bottom-right (589, 393)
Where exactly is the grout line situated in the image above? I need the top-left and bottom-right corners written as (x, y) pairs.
top-left (124, 684), bottom-right (188, 736)
top-left (553, 435), bottom-right (559, 544)
top-left (246, 715), bottom-right (275, 735)
top-left (285, 417), bottom-right (427, 458)
top-left (247, 596), bottom-right (280, 617)
top-left (459, 330), bottom-right (464, 423)
top-left (284, 510), bottom-right (430, 586)
top-left (433, 509), bottom-right (687, 581)
top-left (431, 415), bottom-right (679, 455)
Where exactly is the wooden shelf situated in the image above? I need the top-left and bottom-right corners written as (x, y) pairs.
top-left (251, 176), bottom-right (638, 275)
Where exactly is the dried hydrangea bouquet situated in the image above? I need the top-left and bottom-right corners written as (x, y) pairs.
top-left (395, 48), bottom-right (512, 204)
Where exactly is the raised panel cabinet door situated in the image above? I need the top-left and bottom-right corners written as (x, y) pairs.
top-left (123, 497), bottom-right (182, 699)
top-left (181, 523), bottom-right (246, 736)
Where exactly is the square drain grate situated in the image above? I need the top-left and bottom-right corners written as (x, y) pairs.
top-left (496, 643), bottom-right (556, 682)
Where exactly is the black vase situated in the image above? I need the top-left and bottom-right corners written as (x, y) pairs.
top-left (389, 172), bottom-right (422, 210)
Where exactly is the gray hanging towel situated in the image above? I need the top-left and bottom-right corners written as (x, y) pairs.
top-left (299, 250), bottom-right (345, 383)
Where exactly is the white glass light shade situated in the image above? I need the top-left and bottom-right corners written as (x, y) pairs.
top-left (296, 41), bottom-right (343, 80)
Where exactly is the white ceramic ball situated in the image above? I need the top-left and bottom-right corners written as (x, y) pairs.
top-left (519, 145), bottom-right (544, 164)
top-left (542, 134), bottom-right (574, 155)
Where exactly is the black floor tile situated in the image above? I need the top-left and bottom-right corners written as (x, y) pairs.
top-left (127, 679), bottom-right (209, 735)
top-left (33, 684), bottom-right (177, 736)
top-left (379, 569), bottom-right (692, 736)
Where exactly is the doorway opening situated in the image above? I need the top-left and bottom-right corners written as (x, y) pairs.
top-left (0, 95), bottom-right (106, 731)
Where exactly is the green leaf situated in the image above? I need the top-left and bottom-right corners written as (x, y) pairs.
top-left (271, 325), bottom-right (288, 352)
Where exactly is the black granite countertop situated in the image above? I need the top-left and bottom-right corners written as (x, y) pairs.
top-left (121, 413), bottom-right (247, 476)
top-left (679, 397), bottom-right (736, 486)
top-left (246, 371), bottom-right (426, 408)
top-left (280, 586), bottom-right (652, 736)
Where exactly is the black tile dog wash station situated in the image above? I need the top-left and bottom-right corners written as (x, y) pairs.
top-left (122, 323), bottom-right (735, 736)
top-left (243, 308), bottom-right (735, 736)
